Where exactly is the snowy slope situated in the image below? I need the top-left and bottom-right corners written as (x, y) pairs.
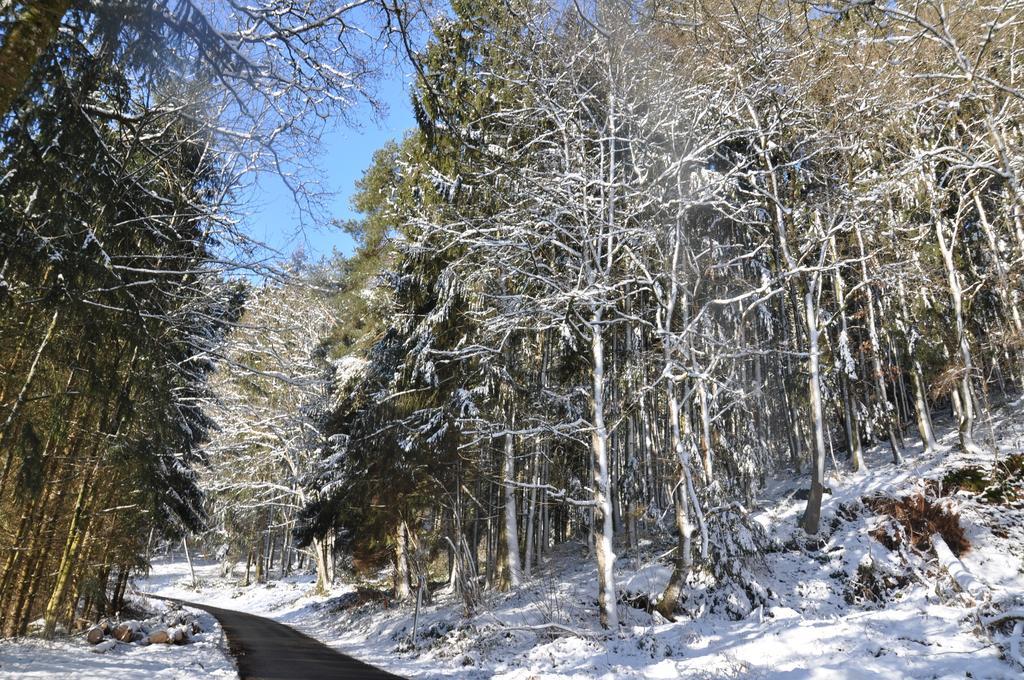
top-left (128, 400), bottom-right (1024, 679)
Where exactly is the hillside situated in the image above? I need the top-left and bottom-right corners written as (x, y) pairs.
top-left (125, 401), bottom-right (1024, 679)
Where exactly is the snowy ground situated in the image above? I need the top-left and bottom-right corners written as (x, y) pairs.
top-left (131, 400), bottom-right (1024, 679)
top-left (5, 402), bottom-right (1022, 679)
top-left (0, 605), bottom-right (235, 679)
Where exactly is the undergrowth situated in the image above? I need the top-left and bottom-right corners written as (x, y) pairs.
top-left (941, 454), bottom-right (1024, 505)
top-left (863, 494), bottom-right (969, 556)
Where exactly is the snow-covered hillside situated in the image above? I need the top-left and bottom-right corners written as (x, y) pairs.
top-left (123, 402), bottom-right (1024, 679)
top-left (8, 402), bottom-right (1017, 679)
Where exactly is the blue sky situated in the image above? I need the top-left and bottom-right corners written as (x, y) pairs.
top-left (241, 64), bottom-right (416, 261)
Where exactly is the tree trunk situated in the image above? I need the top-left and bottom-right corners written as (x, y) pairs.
top-left (281, 524), bottom-right (293, 578)
top-left (830, 237), bottom-right (865, 470)
top-left (112, 567), bottom-right (129, 614)
top-left (268, 532), bottom-right (276, 576)
top-left (523, 446), bottom-right (539, 578)
top-left (656, 484), bottom-right (692, 621)
top-left (42, 461), bottom-right (95, 638)
top-left (801, 287), bottom-right (828, 535)
top-left (590, 315), bottom-right (618, 630)
top-left (696, 377), bottom-right (714, 480)
top-left (312, 536), bottom-right (331, 594)
top-left (255, 534), bottom-right (265, 584)
top-left (145, 527), bottom-right (155, 569)
top-left (855, 230), bottom-right (903, 465)
top-left (656, 377), bottom-right (694, 619)
top-left (393, 521), bottom-right (412, 601)
top-left (0, 307), bottom-right (60, 492)
top-left (934, 214), bottom-right (985, 455)
top-left (502, 432), bottom-right (522, 589)
top-left (0, 0), bottom-right (73, 117)
top-left (910, 364), bottom-right (938, 450)
top-left (896, 281), bottom-right (939, 452)
top-left (183, 537), bottom-right (197, 589)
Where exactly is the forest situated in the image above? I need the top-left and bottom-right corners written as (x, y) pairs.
top-left (2, 1), bottom-right (1024, 678)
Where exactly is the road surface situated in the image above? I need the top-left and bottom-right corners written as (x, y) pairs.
top-left (149, 595), bottom-right (404, 679)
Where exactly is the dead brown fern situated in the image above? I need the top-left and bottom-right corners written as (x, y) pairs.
top-left (928, 364), bottom-right (967, 401)
top-left (864, 494), bottom-right (970, 556)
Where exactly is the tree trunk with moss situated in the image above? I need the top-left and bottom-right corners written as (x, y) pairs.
top-left (42, 462), bottom-right (95, 638)
top-left (0, 0), bottom-right (73, 117)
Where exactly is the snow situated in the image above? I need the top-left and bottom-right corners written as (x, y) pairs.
top-left (7, 403), bottom-right (1022, 679)
top-left (0, 607), bottom-right (235, 679)
top-left (622, 564), bottom-right (673, 600)
top-left (140, 441), bottom-right (1021, 679)
top-left (303, 404), bottom-right (1012, 677)
top-left (140, 560), bottom-right (324, 615)
top-left (133, 403), bottom-right (1021, 679)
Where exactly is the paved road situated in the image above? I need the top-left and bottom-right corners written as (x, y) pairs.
top-left (148, 595), bottom-right (404, 679)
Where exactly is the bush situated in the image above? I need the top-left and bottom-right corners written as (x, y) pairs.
top-left (697, 503), bottom-right (775, 619)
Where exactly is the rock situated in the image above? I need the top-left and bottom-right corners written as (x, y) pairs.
top-left (794, 486), bottom-right (832, 501)
top-left (86, 625), bottom-right (105, 644)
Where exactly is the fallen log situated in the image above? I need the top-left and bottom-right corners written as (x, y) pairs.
top-left (932, 534), bottom-right (1024, 669)
top-left (146, 629), bottom-right (171, 644)
top-left (86, 625), bottom-right (105, 645)
top-left (91, 639), bottom-right (117, 654)
top-left (982, 608), bottom-right (1024, 627)
top-left (1010, 621), bottom-right (1024, 670)
top-left (169, 625), bottom-right (187, 644)
top-left (931, 533), bottom-right (987, 601)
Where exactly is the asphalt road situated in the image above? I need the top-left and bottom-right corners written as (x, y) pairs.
top-left (149, 595), bottom-right (404, 679)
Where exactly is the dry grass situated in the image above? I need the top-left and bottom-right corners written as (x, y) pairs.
top-left (928, 365), bottom-right (967, 400)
